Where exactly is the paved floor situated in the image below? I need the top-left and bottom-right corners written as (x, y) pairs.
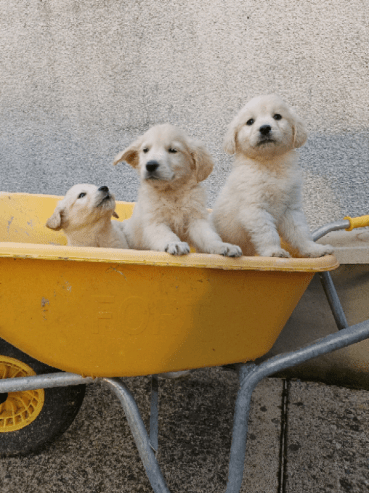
top-left (286, 380), bottom-right (369, 493)
top-left (0, 368), bottom-right (368, 493)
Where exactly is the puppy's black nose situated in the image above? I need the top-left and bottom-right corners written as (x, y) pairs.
top-left (98, 186), bottom-right (109, 192)
top-left (146, 161), bottom-right (159, 172)
top-left (259, 125), bottom-right (271, 135)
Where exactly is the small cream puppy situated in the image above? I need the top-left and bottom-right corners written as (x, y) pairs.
top-left (114, 123), bottom-right (242, 257)
top-left (46, 184), bottom-right (129, 249)
top-left (212, 95), bottom-right (333, 258)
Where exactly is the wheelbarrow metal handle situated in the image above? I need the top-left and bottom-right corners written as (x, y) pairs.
top-left (344, 214), bottom-right (369, 231)
top-left (312, 219), bottom-right (350, 241)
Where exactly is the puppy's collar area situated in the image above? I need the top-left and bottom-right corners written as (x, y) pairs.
top-left (66, 216), bottom-right (107, 233)
top-left (144, 178), bottom-right (179, 191)
top-left (233, 149), bottom-right (297, 169)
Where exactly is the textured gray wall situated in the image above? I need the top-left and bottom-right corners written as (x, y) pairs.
top-left (1, 0), bottom-right (368, 228)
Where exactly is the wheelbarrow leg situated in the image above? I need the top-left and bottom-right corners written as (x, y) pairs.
top-left (102, 321), bottom-right (369, 493)
top-left (318, 271), bottom-right (348, 330)
top-left (225, 319), bottom-right (369, 493)
top-left (103, 378), bottom-right (171, 493)
top-left (225, 363), bottom-right (259, 493)
top-left (312, 221), bottom-right (349, 331)
top-left (150, 375), bottom-right (159, 453)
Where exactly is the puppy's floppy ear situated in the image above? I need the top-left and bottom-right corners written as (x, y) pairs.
top-left (223, 119), bottom-right (238, 155)
top-left (46, 205), bottom-right (65, 231)
top-left (113, 136), bottom-right (142, 168)
top-left (290, 110), bottom-right (308, 149)
top-left (113, 147), bottom-right (138, 167)
top-left (189, 140), bottom-right (214, 183)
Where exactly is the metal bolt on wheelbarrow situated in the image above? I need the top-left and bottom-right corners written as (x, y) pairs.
top-left (0, 192), bottom-right (369, 492)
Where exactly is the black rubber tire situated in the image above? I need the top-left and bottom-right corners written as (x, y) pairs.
top-left (0, 338), bottom-right (86, 457)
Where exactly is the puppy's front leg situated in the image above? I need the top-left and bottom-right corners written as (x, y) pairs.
top-left (144, 222), bottom-right (190, 255)
top-left (241, 209), bottom-right (291, 257)
top-left (188, 219), bottom-right (242, 257)
top-left (279, 209), bottom-right (333, 258)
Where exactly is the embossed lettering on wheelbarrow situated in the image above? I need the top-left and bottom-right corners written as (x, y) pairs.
top-left (0, 192), bottom-right (338, 378)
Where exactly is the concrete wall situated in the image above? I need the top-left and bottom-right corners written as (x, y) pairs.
top-left (1, 0), bottom-right (368, 228)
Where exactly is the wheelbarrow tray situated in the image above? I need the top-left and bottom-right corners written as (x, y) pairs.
top-left (0, 192), bottom-right (338, 378)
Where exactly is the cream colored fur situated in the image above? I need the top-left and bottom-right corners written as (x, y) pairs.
top-left (114, 124), bottom-right (242, 257)
top-left (46, 184), bottom-right (129, 249)
top-left (212, 95), bottom-right (333, 258)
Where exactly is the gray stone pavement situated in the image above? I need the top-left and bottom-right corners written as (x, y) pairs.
top-left (0, 368), bottom-right (368, 493)
top-left (286, 380), bottom-right (369, 493)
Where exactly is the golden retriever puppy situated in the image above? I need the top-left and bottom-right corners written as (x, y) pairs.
top-left (212, 95), bottom-right (333, 258)
top-left (46, 184), bottom-right (129, 249)
top-left (114, 124), bottom-right (242, 257)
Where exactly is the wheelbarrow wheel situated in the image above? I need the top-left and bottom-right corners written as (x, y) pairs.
top-left (0, 339), bottom-right (86, 457)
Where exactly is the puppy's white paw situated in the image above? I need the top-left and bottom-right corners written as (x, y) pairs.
top-left (165, 242), bottom-right (190, 256)
top-left (301, 243), bottom-right (334, 258)
top-left (216, 243), bottom-right (243, 257)
top-left (261, 247), bottom-right (291, 258)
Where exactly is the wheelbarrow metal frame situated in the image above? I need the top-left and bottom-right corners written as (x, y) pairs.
top-left (0, 320), bottom-right (368, 493)
top-left (1, 219), bottom-right (368, 493)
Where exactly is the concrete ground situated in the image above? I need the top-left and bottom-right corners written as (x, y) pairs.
top-left (0, 368), bottom-right (368, 493)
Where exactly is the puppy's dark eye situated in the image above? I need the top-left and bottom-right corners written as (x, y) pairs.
top-left (142, 148), bottom-right (149, 153)
top-left (273, 114), bottom-right (282, 121)
top-left (246, 119), bottom-right (254, 126)
top-left (78, 193), bottom-right (86, 199)
top-left (168, 148), bottom-right (177, 153)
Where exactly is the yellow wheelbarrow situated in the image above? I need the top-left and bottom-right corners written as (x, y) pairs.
top-left (0, 191), bottom-right (368, 493)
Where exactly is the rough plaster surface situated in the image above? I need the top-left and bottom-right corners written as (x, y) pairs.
top-left (0, 0), bottom-right (368, 228)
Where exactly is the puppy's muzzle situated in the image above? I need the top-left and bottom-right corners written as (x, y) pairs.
top-left (258, 125), bottom-right (275, 145)
top-left (145, 160), bottom-right (160, 179)
top-left (97, 186), bottom-right (113, 206)
top-left (259, 125), bottom-right (272, 136)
